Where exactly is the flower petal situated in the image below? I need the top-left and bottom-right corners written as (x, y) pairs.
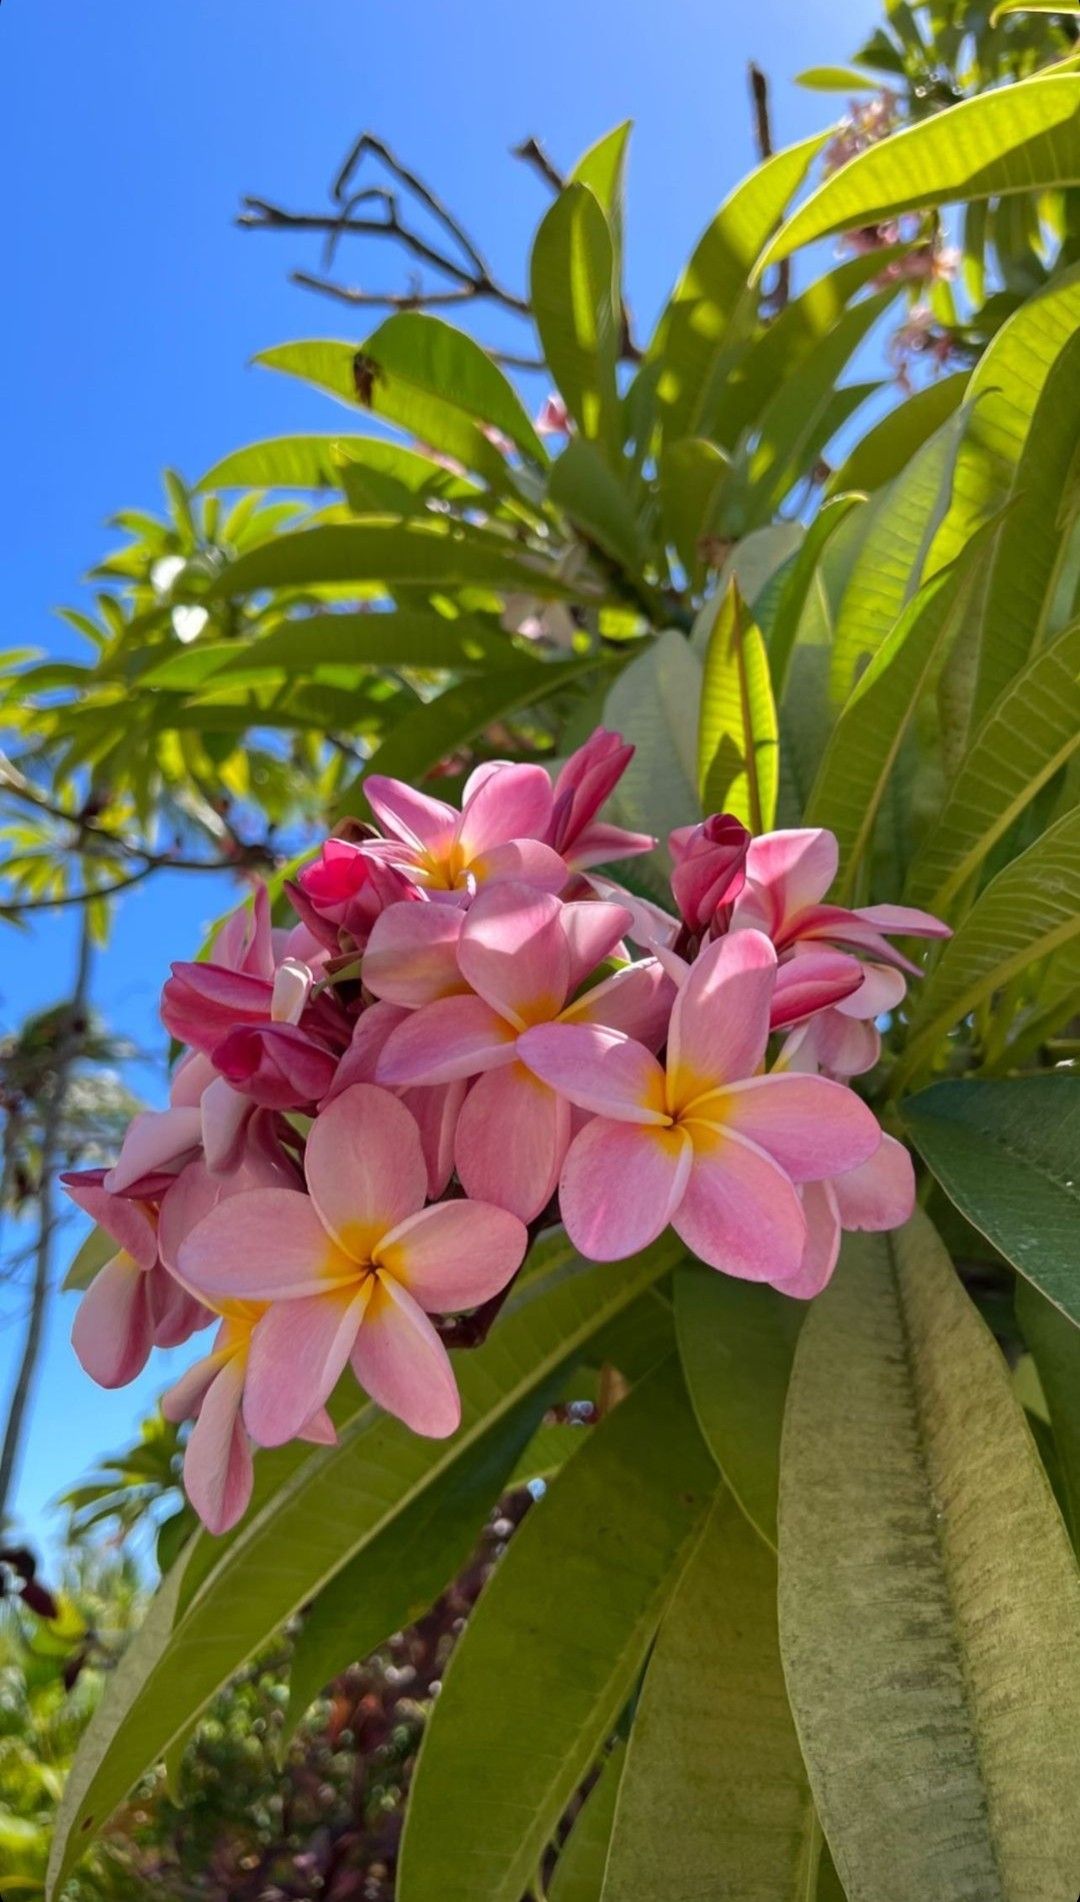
top-left (61, 1171), bottom-right (159, 1268)
top-left (459, 761), bottom-right (553, 854)
top-left (362, 902), bottom-right (468, 1007)
top-left (351, 1275), bottom-right (461, 1438)
top-left (200, 1078), bottom-right (254, 1176)
top-left (364, 775), bottom-right (457, 851)
top-left (376, 1199), bottom-right (526, 1312)
top-left (856, 901), bottom-right (951, 940)
top-left (403, 1079), bottom-right (466, 1197)
top-left (769, 950), bottom-right (864, 1030)
top-left (834, 960), bottom-right (907, 1020)
top-left (558, 1118), bottom-right (693, 1260)
top-left (305, 1084), bottom-right (427, 1256)
top-left (178, 1188), bottom-right (351, 1300)
top-left (465, 838), bottom-right (569, 893)
top-left (454, 1062), bottom-right (571, 1221)
top-left (244, 1285), bottom-right (370, 1446)
top-left (667, 928), bottom-right (777, 1105)
top-left (518, 1023), bottom-right (668, 1124)
top-left (71, 1256), bottom-right (155, 1388)
top-left (775, 1180), bottom-right (842, 1300)
top-left (325, 1001), bottom-right (407, 1100)
top-left (743, 828), bottom-right (839, 931)
top-left (559, 900), bottom-right (632, 992)
top-left (101, 1107), bottom-right (203, 1196)
top-left (563, 958), bottom-right (675, 1048)
top-left (377, 993), bottom-right (518, 1086)
top-left (831, 1133), bottom-right (915, 1231)
top-left (183, 1353), bottom-right (253, 1534)
top-left (673, 1125), bottom-right (807, 1282)
top-left (457, 883), bottom-right (569, 1028)
top-left (711, 1073), bottom-right (881, 1182)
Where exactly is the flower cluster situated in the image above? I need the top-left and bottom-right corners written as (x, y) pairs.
top-left (64, 730), bottom-right (947, 1533)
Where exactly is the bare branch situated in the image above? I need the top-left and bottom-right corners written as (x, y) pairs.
top-left (748, 64), bottom-right (791, 311)
top-left (332, 131), bottom-right (494, 280)
top-left (511, 135), bottom-right (566, 195)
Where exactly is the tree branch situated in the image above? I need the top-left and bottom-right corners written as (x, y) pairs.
top-left (748, 64), bottom-right (791, 311)
top-left (0, 913), bottom-right (93, 1523)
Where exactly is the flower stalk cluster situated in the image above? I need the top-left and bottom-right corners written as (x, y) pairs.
top-left (64, 730), bottom-right (947, 1533)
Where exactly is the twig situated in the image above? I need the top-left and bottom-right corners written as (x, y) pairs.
top-left (289, 271), bottom-right (478, 311)
top-left (748, 64), bottom-right (791, 311)
top-left (0, 913), bottom-right (93, 1522)
top-left (511, 135), bottom-right (566, 195)
top-left (332, 132), bottom-right (493, 279)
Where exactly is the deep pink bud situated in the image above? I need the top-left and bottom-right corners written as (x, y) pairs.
top-left (161, 963), bottom-right (273, 1054)
top-left (211, 1022), bottom-right (338, 1109)
top-left (548, 729), bottom-right (635, 857)
top-left (669, 815), bottom-right (750, 935)
top-left (287, 841), bottom-right (419, 950)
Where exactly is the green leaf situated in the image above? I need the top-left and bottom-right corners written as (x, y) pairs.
top-left (760, 76), bottom-right (1080, 267)
top-left (530, 184), bottom-right (622, 460)
top-left (970, 327), bottom-right (1080, 725)
top-left (796, 65), bottom-right (884, 90)
top-left (697, 582), bottom-right (779, 833)
top-left (361, 310), bottom-right (547, 464)
top-left (714, 249), bottom-right (904, 455)
top-left (895, 804), bottom-right (1080, 1085)
top-left (779, 1214), bottom-right (1080, 1902)
top-left (658, 438), bottom-right (731, 579)
top-left (826, 373), bottom-right (968, 497)
top-left (649, 129), bottom-right (829, 443)
top-left (828, 405), bottom-right (969, 705)
top-left (338, 655), bottom-right (600, 811)
top-left (602, 1487), bottom-right (825, 1901)
top-left (1017, 1279), bottom-right (1080, 1546)
top-left (549, 1743), bottom-right (626, 1902)
top-left (548, 436), bottom-right (643, 571)
top-left (62, 1222), bottom-right (115, 1293)
top-left (140, 610), bottom-right (511, 690)
top-left (254, 338), bottom-right (517, 490)
top-left (47, 1234), bottom-right (679, 1897)
top-left (675, 1267), bottom-right (803, 1551)
top-left (603, 629), bottom-right (702, 882)
top-left (569, 121), bottom-right (631, 288)
top-left (208, 519), bottom-right (578, 601)
top-left (808, 544), bottom-right (986, 897)
top-left (196, 434), bottom-right (480, 499)
top-left (285, 1386), bottom-right (544, 1740)
top-left (991, 0), bottom-right (1080, 20)
top-left (905, 618), bottom-right (1080, 913)
top-left (397, 1357), bottom-right (716, 1902)
top-left (742, 288), bottom-right (898, 529)
top-left (767, 495), bottom-right (863, 698)
top-left (901, 1075), bottom-right (1080, 1327)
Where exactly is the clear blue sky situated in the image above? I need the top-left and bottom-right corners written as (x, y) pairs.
top-left (0, 0), bottom-right (876, 1550)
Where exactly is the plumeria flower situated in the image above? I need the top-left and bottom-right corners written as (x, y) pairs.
top-left (177, 1085), bottom-right (526, 1446)
top-left (64, 1171), bottom-right (209, 1388)
top-left (545, 729), bottom-right (653, 872)
top-left (372, 883), bottom-right (673, 1220)
top-left (363, 762), bottom-right (567, 896)
top-left (326, 1000), bottom-right (465, 1198)
top-left (669, 814), bottom-right (749, 939)
top-left (535, 393), bottom-right (571, 436)
top-left (285, 840), bottom-right (419, 953)
top-left (517, 929), bottom-right (881, 1281)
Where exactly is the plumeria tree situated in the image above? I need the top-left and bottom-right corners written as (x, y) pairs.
top-left (2, 4), bottom-right (1080, 1898)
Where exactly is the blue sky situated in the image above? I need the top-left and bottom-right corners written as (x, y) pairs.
top-left (1, 0), bottom-right (876, 1549)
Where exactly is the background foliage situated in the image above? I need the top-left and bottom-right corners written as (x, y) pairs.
top-left (3, 2), bottom-right (1080, 1897)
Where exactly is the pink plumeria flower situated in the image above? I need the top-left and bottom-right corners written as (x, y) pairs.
top-left (731, 828), bottom-right (949, 973)
top-left (545, 729), bottom-right (654, 872)
top-left (373, 883), bottom-right (673, 1220)
top-left (285, 840), bottom-right (420, 952)
top-left (177, 1084), bottom-right (527, 1447)
top-left (535, 393), bottom-right (571, 436)
top-left (518, 929), bottom-right (881, 1281)
top-left (669, 814), bottom-right (749, 938)
top-left (63, 1171), bottom-right (209, 1389)
top-left (363, 762), bottom-right (567, 897)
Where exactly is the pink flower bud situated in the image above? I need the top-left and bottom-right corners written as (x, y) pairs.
top-left (211, 1022), bottom-right (338, 1109)
top-left (161, 963), bottom-right (273, 1055)
top-left (547, 729), bottom-right (651, 869)
top-left (286, 841), bottom-right (419, 950)
top-left (669, 815), bottom-right (750, 935)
